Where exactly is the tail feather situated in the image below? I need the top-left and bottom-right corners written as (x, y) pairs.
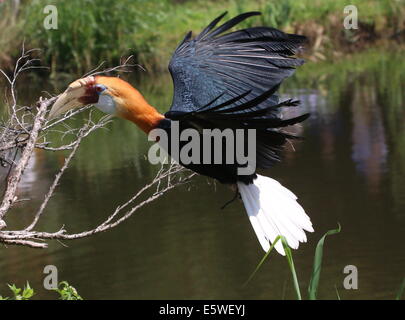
top-left (237, 174), bottom-right (313, 255)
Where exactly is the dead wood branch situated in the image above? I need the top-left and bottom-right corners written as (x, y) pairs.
top-left (0, 48), bottom-right (194, 248)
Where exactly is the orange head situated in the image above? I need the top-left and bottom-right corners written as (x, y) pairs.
top-left (49, 76), bottom-right (164, 133)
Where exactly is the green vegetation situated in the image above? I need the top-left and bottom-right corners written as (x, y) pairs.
top-left (245, 225), bottom-right (404, 300)
top-left (308, 225), bottom-right (342, 300)
top-left (0, 0), bottom-right (403, 76)
top-left (0, 2), bottom-right (403, 299)
top-left (244, 225), bottom-right (341, 300)
top-left (396, 278), bottom-right (405, 300)
top-left (0, 281), bottom-right (82, 300)
top-left (54, 281), bottom-right (83, 300)
top-left (0, 283), bottom-right (34, 300)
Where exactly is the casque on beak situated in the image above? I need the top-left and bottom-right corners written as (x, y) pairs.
top-left (48, 76), bottom-right (98, 119)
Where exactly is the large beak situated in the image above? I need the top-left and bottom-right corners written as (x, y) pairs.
top-left (48, 76), bottom-right (96, 119)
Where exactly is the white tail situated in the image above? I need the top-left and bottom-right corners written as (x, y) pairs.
top-left (237, 174), bottom-right (314, 255)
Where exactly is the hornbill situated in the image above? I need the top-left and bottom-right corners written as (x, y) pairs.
top-left (49, 12), bottom-right (313, 255)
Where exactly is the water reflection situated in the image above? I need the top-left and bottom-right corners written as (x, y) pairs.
top-left (0, 49), bottom-right (404, 299)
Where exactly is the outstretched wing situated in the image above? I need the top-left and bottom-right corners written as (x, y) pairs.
top-left (165, 12), bottom-right (309, 171)
top-left (167, 11), bottom-right (306, 114)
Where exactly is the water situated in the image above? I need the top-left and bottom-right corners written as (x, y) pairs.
top-left (0, 49), bottom-right (404, 299)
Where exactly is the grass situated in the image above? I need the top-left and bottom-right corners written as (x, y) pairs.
top-left (0, 0), bottom-right (403, 75)
top-left (396, 278), bottom-right (405, 300)
top-left (244, 225), bottom-right (341, 300)
top-left (242, 235), bottom-right (301, 300)
top-left (245, 223), bottom-right (404, 300)
top-left (237, 0), bottom-right (405, 29)
top-left (308, 224), bottom-right (341, 300)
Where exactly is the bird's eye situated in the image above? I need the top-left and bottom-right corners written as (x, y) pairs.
top-left (95, 85), bottom-right (106, 93)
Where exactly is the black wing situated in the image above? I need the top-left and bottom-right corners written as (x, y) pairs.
top-left (165, 12), bottom-right (309, 172)
top-left (166, 87), bottom-right (309, 171)
top-left (167, 11), bottom-right (306, 114)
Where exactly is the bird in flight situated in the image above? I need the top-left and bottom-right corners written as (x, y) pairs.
top-left (49, 12), bottom-right (313, 255)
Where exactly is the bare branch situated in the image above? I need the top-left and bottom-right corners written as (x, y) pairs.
top-left (0, 165), bottom-right (195, 246)
top-left (0, 97), bottom-right (49, 224)
top-left (2, 239), bottom-right (48, 249)
top-left (0, 47), bottom-right (196, 248)
top-left (25, 133), bottom-right (83, 231)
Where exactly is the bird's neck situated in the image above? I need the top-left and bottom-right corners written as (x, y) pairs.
top-left (118, 93), bottom-right (164, 134)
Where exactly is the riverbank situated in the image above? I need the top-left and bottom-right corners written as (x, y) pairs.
top-left (0, 0), bottom-right (404, 77)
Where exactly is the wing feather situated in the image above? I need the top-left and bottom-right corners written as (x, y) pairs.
top-left (166, 12), bottom-right (308, 170)
top-left (168, 12), bottom-right (306, 113)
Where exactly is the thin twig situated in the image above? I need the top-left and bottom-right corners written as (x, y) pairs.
top-left (0, 46), bottom-right (196, 248)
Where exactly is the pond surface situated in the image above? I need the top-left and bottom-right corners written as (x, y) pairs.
top-left (0, 49), bottom-right (404, 299)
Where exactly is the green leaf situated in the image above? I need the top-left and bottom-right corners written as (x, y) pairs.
top-left (55, 281), bottom-right (83, 300)
top-left (22, 282), bottom-right (34, 299)
top-left (395, 278), bottom-right (405, 300)
top-left (243, 235), bottom-right (302, 300)
top-left (243, 235), bottom-right (282, 288)
top-left (280, 236), bottom-right (302, 300)
top-left (308, 224), bottom-right (341, 300)
top-left (334, 285), bottom-right (341, 300)
top-left (7, 284), bottom-right (20, 295)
